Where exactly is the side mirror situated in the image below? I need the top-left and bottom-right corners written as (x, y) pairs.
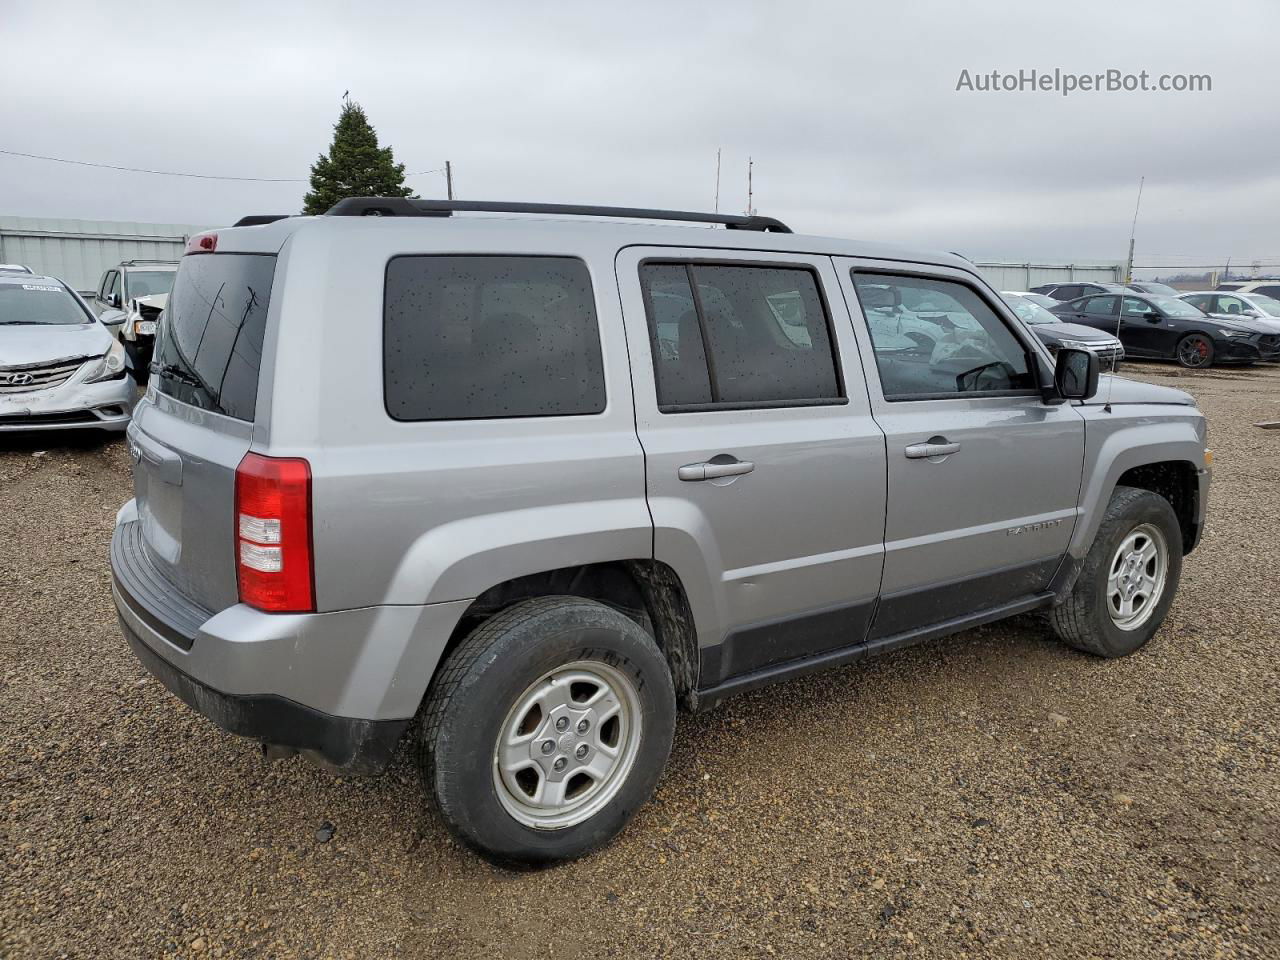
top-left (109, 294), bottom-right (122, 309)
top-left (1054, 347), bottom-right (1099, 400)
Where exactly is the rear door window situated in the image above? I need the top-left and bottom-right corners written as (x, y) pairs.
top-left (1082, 295), bottom-right (1119, 317)
top-left (637, 262), bottom-right (842, 410)
top-left (383, 256), bottom-right (605, 421)
top-left (151, 253), bottom-right (276, 421)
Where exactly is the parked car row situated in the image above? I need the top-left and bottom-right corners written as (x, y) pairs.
top-left (1047, 291), bottom-right (1280, 368)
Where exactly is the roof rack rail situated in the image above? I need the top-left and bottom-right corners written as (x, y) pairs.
top-left (323, 197), bottom-right (793, 233)
top-left (119, 259), bottom-right (179, 266)
top-left (232, 214), bottom-right (291, 227)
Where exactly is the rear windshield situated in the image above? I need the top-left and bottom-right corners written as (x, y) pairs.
top-left (152, 253), bottom-right (275, 421)
top-left (0, 282), bottom-right (91, 325)
top-left (383, 255), bottom-right (606, 421)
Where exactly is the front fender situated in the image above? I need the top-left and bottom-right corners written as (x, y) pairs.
top-left (1070, 405), bottom-right (1207, 559)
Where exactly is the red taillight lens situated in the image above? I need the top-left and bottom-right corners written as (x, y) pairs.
top-left (185, 231), bottom-right (217, 254)
top-left (234, 452), bottom-right (314, 612)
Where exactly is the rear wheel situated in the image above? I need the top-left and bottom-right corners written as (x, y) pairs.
top-left (1176, 334), bottom-right (1214, 369)
top-left (419, 597), bottom-right (675, 866)
top-left (1050, 486), bottom-right (1183, 657)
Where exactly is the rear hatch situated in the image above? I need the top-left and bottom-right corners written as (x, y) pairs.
top-left (128, 251), bottom-right (276, 613)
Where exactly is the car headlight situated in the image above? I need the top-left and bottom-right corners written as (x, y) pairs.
top-left (1058, 338), bottom-right (1112, 352)
top-left (84, 340), bottom-right (127, 383)
top-left (1218, 328), bottom-right (1252, 339)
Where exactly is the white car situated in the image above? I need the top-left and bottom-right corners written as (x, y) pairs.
top-left (0, 273), bottom-right (135, 431)
top-left (1177, 291), bottom-right (1280, 336)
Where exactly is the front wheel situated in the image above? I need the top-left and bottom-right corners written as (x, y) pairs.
top-left (419, 597), bottom-right (676, 866)
top-left (1176, 334), bottom-right (1215, 369)
top-left (1050, 486), bottom-right (1183, 657)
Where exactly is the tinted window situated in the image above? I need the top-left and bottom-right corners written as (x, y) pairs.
top-left (1082, 296), bottom-right (1118, 317)
top-left (0, 281), bottom-right (92, 326)
top-left (1182, 294), bottom-right (1212, 310)
top-left (853, 273), bottom-right (1036, 399)
top-left (106, 271), bottom-right (120, 304)
top-left (1255, 285), bottom-right (1280, 299)
top-left (98, 270), bottom-right (116, 300)
top-left (1053, 285), bottom-right (1082, 300)
top-left (639, 263), bottom-right (841, 409)
top-left (152, 254), bottom-right (275, 421)
top-left (384, 256), bottom-right (605, 421)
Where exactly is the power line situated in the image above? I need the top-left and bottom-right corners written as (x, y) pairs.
top-left (0, 147), bottom-right (441, 183)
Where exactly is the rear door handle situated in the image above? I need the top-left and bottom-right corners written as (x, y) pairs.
top-left (904, 439), bottom-right (960, 460)
top-left (678, 458), bottom-right (755, 482)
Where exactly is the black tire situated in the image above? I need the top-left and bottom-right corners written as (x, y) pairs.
top-left (1050, 486), bottom-right (1183, 657)
top-left (419, 596), bottom-right (676, 866)
top-left (1176, 334), bottom-right (1215, 369)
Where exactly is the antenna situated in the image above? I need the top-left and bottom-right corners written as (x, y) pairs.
top-left (714, 148), bottom-right (721, 214)
top-left (1107, 176), bottom-right (1144, 413)
top-left (746, 157), bottom-right (754, 216)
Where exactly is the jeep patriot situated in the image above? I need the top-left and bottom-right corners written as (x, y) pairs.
top-left (112, 198), bottom-right (1211, 864)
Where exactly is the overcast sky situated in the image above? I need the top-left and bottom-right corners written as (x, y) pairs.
top-left (2, 0), bottom-right (1277, 272)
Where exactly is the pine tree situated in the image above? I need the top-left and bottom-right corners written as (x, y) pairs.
top-left (302, 99), bottom-right (413, 215)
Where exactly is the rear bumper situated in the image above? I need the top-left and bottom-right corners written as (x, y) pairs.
top-left (0, 374), bottom-right (134, 432)
top-left (110, 507), bottom-right (470, 774)
top-left (118, 614), bottom-right (409, 774)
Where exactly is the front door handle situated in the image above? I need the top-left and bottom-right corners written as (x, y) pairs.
top-left (904, 439), bottom-right (960, 460)
top-left (678, 458), bottom-right (755, 482)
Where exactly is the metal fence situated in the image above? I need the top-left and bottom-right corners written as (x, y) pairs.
top-left (1, 215), bottom-right (1129, 298)
top-left (972, 260), bottom-right (1125, 292)
top-left (0, 217), bottom-right (211, 293)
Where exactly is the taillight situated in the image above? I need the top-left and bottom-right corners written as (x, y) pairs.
top-left (185, 231), bottom-right (217, 254)
top-left (234, 452), bottom-right (314, 612)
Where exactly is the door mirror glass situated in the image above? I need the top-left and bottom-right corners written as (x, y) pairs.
top-left (1054, 347), bottom-right (1099, 400)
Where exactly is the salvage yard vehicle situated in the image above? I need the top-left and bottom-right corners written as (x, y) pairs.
top-left (112, 200), bottom-right (1211, 865)
top-left (1178, 291), bottom-right (1280, 354)
top-left (1001, 291), bottom-right (1125, 365)
top-left (92, 260), bottom-right (177, 372)
top-left (0, 272), bottom-right (134, 431)
top-left (1052, 290), bottom-right (1280, 368)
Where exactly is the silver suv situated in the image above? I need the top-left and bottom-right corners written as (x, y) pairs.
top-left (111, 199), bottom-right (1211, 865)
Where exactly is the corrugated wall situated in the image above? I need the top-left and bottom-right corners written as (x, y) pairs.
top-left (973, 260), bottom-right (1125, 292)
top-left (0, 216), bottom-right (1128, 297)
top-left (0, 217), bottom-right (212, 293)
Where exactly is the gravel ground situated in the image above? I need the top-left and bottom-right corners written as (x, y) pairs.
top-left (2, 363), bottom-right (1278, 959)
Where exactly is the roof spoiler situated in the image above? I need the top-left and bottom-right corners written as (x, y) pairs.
top-left (323, 197), bottom-right (793, 233)
top-left (232, 215), bottom-right (291, 227)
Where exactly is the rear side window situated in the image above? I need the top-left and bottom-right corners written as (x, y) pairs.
top-left (384, 256), bottom-right (605, 421)
top-left (638, 262), bottom-right (842, 410)
top-left (152, 253), bottom-right (275, 421)
top-left (1255, 285), bottom-right (1280, 299)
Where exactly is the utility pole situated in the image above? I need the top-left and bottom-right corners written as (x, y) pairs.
top-left (1124, 175), bottom-right (1144, 283)
top-left (445, 161), bottom-right (454, 201)
top-left (714, 148), bottom-right (721, 214)
top-left (746, 157), bottom-right (754, 216)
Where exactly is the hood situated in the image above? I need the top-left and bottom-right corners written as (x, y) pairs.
top-left (0, 322), bottom-right (111, 368)
top-left (1082, 375), bottom-right (1195, 407)
top-left (1211, 317), bottom-right (1265, 335)
top-left (131, 293), bottom-right (168, 311)
top-left (1039, 321), bottom-right (1117, 342)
